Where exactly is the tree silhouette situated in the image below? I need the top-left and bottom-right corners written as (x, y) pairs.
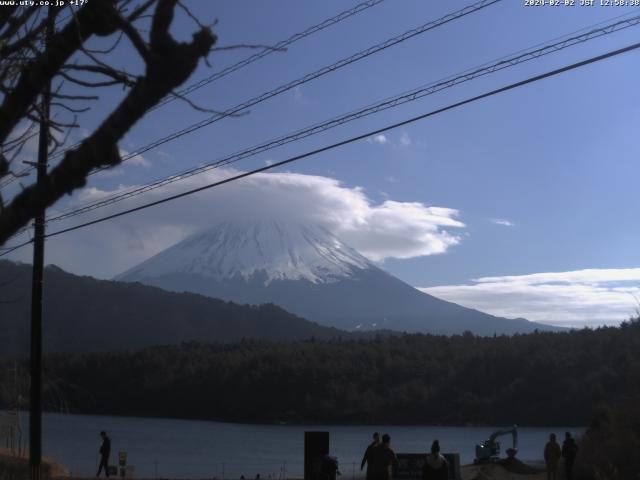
top-left (0, 0), bottom-right (216, 244)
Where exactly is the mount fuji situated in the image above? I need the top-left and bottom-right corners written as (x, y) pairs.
top-left (116, 219), bottom-right (560, 335)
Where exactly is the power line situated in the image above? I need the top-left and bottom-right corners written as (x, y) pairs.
top-left (106, 0), bottom-right (501, 167)
top-left (0, 167), bottom-right (31, 189)
top-left (1, 0), bottom-right (387, 189)
top-left (47, 0), bottom-right (501, 172)
top-left (41, 13), bottom-right (640, 226)
top-left (53, 0), bottom-right (389, 159)
top-left (2, 40), bottom-right (631, 249)
top-left (153, 0), bottom-right (387, 110)
top-left (0, 9), bottom-right (82, 190)
top-left (0, 240), bottom-right (32, 256)
top-left (0, 7), bottom-right (638, 201)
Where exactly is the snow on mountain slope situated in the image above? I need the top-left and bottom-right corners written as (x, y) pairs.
top-left (116, 220), bottom-right (373, 285)
top-left (116, 218), bottom-right (564, 335)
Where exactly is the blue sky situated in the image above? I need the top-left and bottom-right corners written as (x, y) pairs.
top-left (4, 0), bottom-right (640, 326)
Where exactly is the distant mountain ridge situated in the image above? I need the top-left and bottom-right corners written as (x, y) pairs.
top-left (0, 260), bottom-right (351, 356)
top-left (116, 219), bottom-right (563, 335)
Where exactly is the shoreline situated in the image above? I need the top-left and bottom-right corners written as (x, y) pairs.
top-left (2, 413), bottom-right (577, 479)
top-left (13, 408), bottom-right (586, 429)
top-left (2, 448), bottom-right (564, 480)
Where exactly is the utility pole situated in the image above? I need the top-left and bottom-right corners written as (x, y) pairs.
top-left (29, 8), bottom-right (53, 480)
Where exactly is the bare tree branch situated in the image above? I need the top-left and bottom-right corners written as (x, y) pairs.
top-left (0, 0), bottom-right (217, 244)
top-left (0, 0), bottom-right (120, 145)
top-left (127, 0), bottom-right (157, 22)
top-left (62, 64), bottom-right (137, 87)
top-left (50, 102), bottom-right (91, 114)
top-left (167, 88), bottom-right (239, 115)
top-left (0, 6), bottom-right (18, 32)
top-left (177, 0), bottom-right (209, 31)
top-left (80, 31), bottom-right (124, 55)
top-left (0, 7), bottom-right (37, 42)
top-left (113, 12), bottom-right (152, 62)
top-left (51, 93), bottom-right (99, 101)
top-left (0, 15), bottom-right (49, 58)
top-left (58, 70), bottom-right (124, 88)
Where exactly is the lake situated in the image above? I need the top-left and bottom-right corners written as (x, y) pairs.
top-left (6, 411), bottom-right (582, 478)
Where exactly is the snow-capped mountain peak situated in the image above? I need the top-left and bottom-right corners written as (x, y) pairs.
top-left (116, 219), bottom-right (374, 285)
top-left (115, 218), bottom-right (562, 336)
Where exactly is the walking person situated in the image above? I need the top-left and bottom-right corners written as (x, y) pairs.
top-left (562, 431), bottom-right (578, 480)
top-left (543, 433), bottom-right (561, 480)
top-left (96, 431), bottom-right (111, 477)
top-left (422, 440), bottom-right (448, 480)
top-left (369, 434), bottom-right (397, 480)
top-left (361, 432), bottom-right (380, 479)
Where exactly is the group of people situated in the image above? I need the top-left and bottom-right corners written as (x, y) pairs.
top-left (360, 432), bottom-right (448, 480)
top-left (96, 428), bottom-right (578, 480)
top-left (543, 432), bottom-right (578, 480)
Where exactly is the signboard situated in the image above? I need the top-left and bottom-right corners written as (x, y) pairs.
top-left (394, 453), bottom-right (461, 480)
top-left (119, 451), bottom-right (127, 467)
top-left (394, 454), bottom-right (424, 480)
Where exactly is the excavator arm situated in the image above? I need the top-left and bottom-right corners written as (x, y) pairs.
top-left (474, 425), bottom-right (518, 463)
top-left (489, 425), bottom-right (518, 449)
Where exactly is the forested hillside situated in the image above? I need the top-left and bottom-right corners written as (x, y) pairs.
top-left (3, 320), bottom-right (638, 426)
top-left (0, 261), bottom-right (351, 355)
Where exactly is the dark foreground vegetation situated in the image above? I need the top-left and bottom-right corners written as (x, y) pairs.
top-left (2, 319), bottom-right (639, 426)
top-left (575, 395), bottom-right (640, 480)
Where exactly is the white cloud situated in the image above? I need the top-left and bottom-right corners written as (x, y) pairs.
top-left (292, 86), bottom-right (308, 105)
top-left (94, 167), bottom-right (125, 178)
top-left (339, 202), bottom-right (463, 261)
top-left (93, 150), bottom-right (152, 178)
top-left (8, 168), bottom-right (464, 278)
top-left (420, 268), bottom-right (640, 327)
top-left (491, 218), bottom-right (514, 227)
top-left (119, 149), bottom-right (151, 168)
top-left (370, 134), bottom-right (388, 145)
top-left (367, 132), bottom-right (416, 148)
top-left (264, 159), bottom-right (274, 166)
top-left (157, 151), bottom-right (172, 162)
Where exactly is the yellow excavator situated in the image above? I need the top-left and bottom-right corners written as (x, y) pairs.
top-left (474, 425), bottom-right (518, 463)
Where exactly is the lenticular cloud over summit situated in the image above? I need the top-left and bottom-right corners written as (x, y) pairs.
top-left (30, 168), bottom-right (465, 278)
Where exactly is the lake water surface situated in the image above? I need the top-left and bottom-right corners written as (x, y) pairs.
top-left (9, 412), bottom-right (583, 478)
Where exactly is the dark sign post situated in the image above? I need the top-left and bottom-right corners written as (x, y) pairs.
top-left (304, 431), bottom-right (329, 480)
top-left (394, 453), bottom-right (461, 480)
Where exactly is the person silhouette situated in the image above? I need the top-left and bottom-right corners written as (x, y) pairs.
top-left (361, 432), bottom-right (380, 479)
top-left (370, 434), bottom-right (397, 480)
top-left (561, 432), bottom-right (578, 480)
top-left (422, 440), bottom-right (448, 480)
top-left (544, 433), bottom-right (561, 480)
top-left (96, 431), bottom-right (111, 478)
